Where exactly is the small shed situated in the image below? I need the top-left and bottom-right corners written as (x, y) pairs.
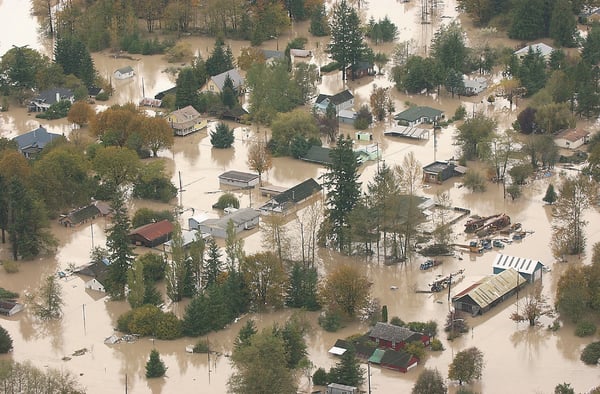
top-left (218, 171), bottom-right (259, 189)
top-left (75, 259), bottom-right (111, 293)
top-left (114, 66), bottom-right (134, 79)
top-left (128, 220), bottom-right (174, 247)
top-left (290, 49), bottom-right (312, 58)
top-left (326, 383), bottom-right (358, 394)
top-left (422, 161), bottom-right (466, 183)
top-left (462, 76), bottom-right (488, 96)
top-left (554, 128), bottom-right (590, 150)
top-left (198, 208), bottom-right (260, 238)
top-left (492, 253), bottom-right (545, 283)
top-left (452, 268), bottom-right (527, 315)
top-left (188, 212), bottom-right (211, 230)
top-left (300, 146), bottom-right (334, 166)
top-left (345, 61), bottom-right (375, 79)
top-left (0, 300), bottom-right (24, 316)
top-left (355, 131), bottom-right (373, 141)
top-left (259, 178), bottom-right (322, 214)
top-left (394, 106), bottom-right (444, 127)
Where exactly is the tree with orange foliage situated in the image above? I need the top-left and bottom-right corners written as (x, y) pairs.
top-left (67, 101), bottom-right (95, 128)
top-left (320, 264), bottom-right (371, 318)
top-left (140, 117), bottom-right (174, 157)
top-left (246, 140), bottom-right (272, 186)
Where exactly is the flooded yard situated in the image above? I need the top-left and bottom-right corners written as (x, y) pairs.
top-left (0, 0), bottom-right (599, 393)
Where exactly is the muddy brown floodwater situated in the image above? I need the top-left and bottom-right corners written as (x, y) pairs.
top-left (1, 0), bottom-right (600, 393)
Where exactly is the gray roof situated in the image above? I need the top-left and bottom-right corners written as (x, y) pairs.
top-left (369, 322), bottom-right (421, 343)
top-left (219, 170), bottom-right (259, 183)
top-left (13, 126), bottom-right (62, 152)
top-left (395, 106), bottom-right (443, 122)
top-left (300, 145), bottom-right (333, 165)
top-left (492, 253), bottom-right (544, 275)
top-left (34, 88), bottom-right (74, 105)
top-left (262, 50), bottom-right (285, 60)
top-left (514, 43), bottom-right (554, 58)
top-left (274, 178), bottom-right (322, 204)
top-left (201, 208), bottom-right (260, 230)
top-left (210, 69), bottom-right (244, 91)
top-left (315, 89), bottom-right (354, 106)
top-left (423, 161), bottom-right (454, 174)
top-left (115, 66), bottom-right (134, 74)
top-left (453, 268), bottom-right (525, 309)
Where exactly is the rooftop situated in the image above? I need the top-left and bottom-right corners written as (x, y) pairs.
top-left (218, 170), bottom-right (259, 183)
top-left (129, 220), bottom-right (174, 241)
top-left (453, 268), bottom-right (526, 309)
top-left (492, 254), bottom-right (544, 275)
top-left (394, 106), bottom-right (443, 122)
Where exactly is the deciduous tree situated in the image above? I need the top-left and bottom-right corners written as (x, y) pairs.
top-left (247, 140), bottom-right (272, 186)
top-left (67, 101), bottom-right (95, 127)
top-left (140, 116), bottom-right (174, 157)
top-left (448, 347), bottom-right (484, 385)
top-left (412, 368), bottom-right (447, 394)
top-left (455, 114), bottom-right (496, 161)
top-left (240, 251), bottom-right (287, 309)
top-left (31, 274), bottom-right (64, 320)
top-left (320, 264), bottom-right (371, 318)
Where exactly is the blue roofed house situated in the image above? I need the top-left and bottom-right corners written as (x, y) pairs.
top-left (314, 90), bottom-right (354, 113)
top-left (13, 125), bottom-right (62, 158)
top-left (28, 87), bottom-right (75, 112)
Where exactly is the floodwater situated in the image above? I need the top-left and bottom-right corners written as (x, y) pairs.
top-left (1, 0), bottom-right (600, 393)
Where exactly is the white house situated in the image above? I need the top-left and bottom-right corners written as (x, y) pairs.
top-left (314, 90), bottom-right (354, 113)
top-left (492, 253), bottom-right (545, 283)
top-left (514, 43), bottom-right (554, 60)
top-left (218, 170), bottom-right (259, 189)
top-left (554, 128), bottom-right (590, 150)
top-left (198, 208), bottom-right (260, 238)
top-left (114, 66), bottom-right (134, 79)
top-left (85, 278), bottom-right (106, 292)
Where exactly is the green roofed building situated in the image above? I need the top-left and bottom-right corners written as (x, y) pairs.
top-left (394, 106), bottom-right (444, 127)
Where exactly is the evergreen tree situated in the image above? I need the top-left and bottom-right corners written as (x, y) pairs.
top-left (145, 349), bottom-right (167, 378)
top-left (221, 74), bottom-right (237, 108)
top-left (285, 263), bottom-right (320, 310)
top-left (182, 293), bottom-right (211, 336)
top-left (518, 48), bottom-right (547, 97)
top-left (223, 267), bottom-right (251, 316)
top-left (329, 347), bottom-right (365, 387)
top-left (234, 319), bottom-right (257, 350)
top-left (309, 4), bottom-right (329, 37)
top-left (582, 23), bottom-right (600, 64)
top-left (328, 0), bottom-right (367, 81)
top-left (550, 0), bottom-right (577, 47)
top-left (543, 184), bottom-right (558, 204)
top-left (321, 135), bottom-right (361, 253)
top-left (175, 67), bottom-right (198, 109)
top-left (206, 40), bottom-right (234, 76)
top-left (105, 191), bottom-right (134, 299)
top-left (509, 0), bottom-right (546, 40)
top-left (210, 122), bottom-right (235, 148)
top-left (431, 22), bottom-right (467, 74)
top-left (203, 237), bottom-right (223, 288)
top-left (0, 325), bottom-right (12, 353)
top-left (54, 35), bottom-right (96, 87)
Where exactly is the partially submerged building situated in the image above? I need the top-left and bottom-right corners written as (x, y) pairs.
top-left (422, 161), bottom-right (467, 183)
top-left (259, 178), bottom-right (322, 214)
top-left (492, 253), bottom-right (545, 283)
top-left (128, 220), bottom-right (174, 248)
top-left (198, 208), bottom-right (260, 238)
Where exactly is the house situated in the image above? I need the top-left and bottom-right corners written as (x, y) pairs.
top-left (339, 109), bottom-right (358, 124)
top-left (462, 76), bottom-right (488, 96)
top-left (259, 178), bottom-right (322, 214)
top-left (554, 128), bottom-right (590, 150)
top-left (166, 105), bottom-right (207, 136)
top-left (326, 383), bottom-right (358, 394)
top-left (514, 43), bottom-right (554, 60)
top-left (139, 97), bottom-right (162, 107)
top-left (128, 220), bottom-right (174, 248)
top-left (368, 322), bottom-right (429, 351)
top-left (422, 161), bottom-right (467, 183)
top-left (492, 253), bottom-right (545, 283)
top-left (219, 106), bottom-right (249, 122)
top-left (114, 66), bottom-right (134, 79)
top-left (262, 49), bottom-right (285, 64)
top-left (59, 203), bottom-right (101, 227)
top-left (12, 125), bottom-right (62, 158)
top-left (75, 259), bottom-right (111, 293)
top-left (314, 90), bottom-right (355, 113)
top-left (300, 145), bottom-right (334, 166)
top-left (378, 349), bottom-right (418, 373)
top-left (0, 300), bottom-right (24, 316)
top-left (579, 7), bottom-right (600, 24)
top-left (28, 88), bottom-right (75, 112)
top-left (87, 86), bottom-right (104, 98)
top-left (201, 69), bottom-right (244, 94)
top-left (188, 212), bottom-right (211, 230)
top-left (218, 171), bottom-right (259, 189)
top-left (452, 268), bottom-right (527, 315)
top-left (345, 61), bottom-right (375, 79)
top-left (394, 106), bottom-right (444, 127)
top-left (198, 208), bottom-right (260, 238)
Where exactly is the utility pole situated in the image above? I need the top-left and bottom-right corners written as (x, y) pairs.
top-left (367, 361), bottom-right (372, 394)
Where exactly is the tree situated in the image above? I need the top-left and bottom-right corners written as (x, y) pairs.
top-left (328, 0), bottom-right (367, 81)
top-left (309, 3), bottom-right (329, 36)
top-left (554, 383), bottom-right (575, 394)
top-left (92, 146), bottom-right (139, 187)
top-left (0, 360), bottom-right (85, 393)
top-left (54, 35), bottom-right (96, 87)
top-left (455, 114), bottom-right (496, 161)
top-left (329, 346), bottom-right (365, 387)
top-left (445, 68), bottom-right (465, 98)
top-left (247, 140), bottom-right (272, 186)
top-left (261, 214), bottom-right (291, 262)
top-left (369, 85), bottom-right (394, 121)
top-left (32, 274), bottom-right (63, 319)
top-left (203, 237), bottom-right (223, 289)
top-left (269, 109), bottom-right (319, 156)
top-left (234, 319), bottom-right (257, 350)
top-left (175, 67), bottom-right (199, 109)
top-left (215, 193), bottom-right (240, 210)
top-left (127, 258), bottom-right (146, 308)
top-left (140, 116), bottom-right (174, 157)
top-left (286, 263), bottom-right (320, 311)
top-left (412, 368), bottom-right (447, 394)
top-left (145, 349), bottom-right (167, 378)
top-left (205, 40), bottom-right (234, 76)
top-left (431, 22), bottom-right (467, 74)
top-left (321, 135), bottom-right (361, 253)
top-left (518, 48), bottom-right (547, 97)
top-left (448, 347), bottom-right (484, 385)
top-left (105, 191), bottom-right (134, 299)
top-left (581, 341), bottom-right (600, 365)
top-left (543, 184), bottom-right (558, 204)
top-left (550, 0), bottom-right (577, 47)
top-left (228, 328), bottom-right (297, 394)
top-left (509, 0), bottom-right (546, 40)
top-left (320, 264), bottom-right (371, 318)
top-left (67, 101), bottom-right (95, 127)
top-left (166, 222), bottom-right (191, 302)
top-left (0, 325), bottom-right (12, 353)
top-left (551, 175), bottom-right (595, 256)
top-left (240, 252), bottom-right (287, 309)
top-left (583, 23), bottom-right (600, 64)
top-left (210, 122), bottom-right (235, 148)
top-left (509, 285), bottom-right (553, 326)
top-left (293, 62), bottom-right (320, 104)
top-left (534, 102), bottom-right (574, 134)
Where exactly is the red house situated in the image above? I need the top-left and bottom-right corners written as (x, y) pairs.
top-left (368, 322), bottom-right (430, 351)
top-left (128, 220), bottom-right (174, 248)
top-left (379, 349), bottom-right (418, 372)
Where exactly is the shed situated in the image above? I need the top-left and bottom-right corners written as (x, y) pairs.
top-left (492, 253), bottom-right (544, 283)
top-left (59, 203), bottom-right (102, 227)
top-left (345, 61), bottom-right (375, 79)
top-left (128, 220), bottom-right (174, 247)
top-left (13, 126), bottom-right (62, 158)
top-left (326, 383), bottom-right (358, 394)
top-left (554, 128), bottom-right (590, 150)
top-left (164, 229), bottom-right (208, 253)
top-left (462, 76), bottom-right (488, 96)
top-left (422, 161), bottom-right (466, 183)
top-left (218, 171), bottom-right (259, 188)
top-left (0, 300), bottom-right (24, 316)
top-left (300, 146), bottom-right (333, 166)
top-left (355, 131), bottom-right (373, 141)
top-left (368, 322), bottom-right (429, 351)
top-left (354, 144), bottom-right (381, 163)
top-left (379, 349), bottom-right (418, 373)
top-left (514, 43), bottom-right (554, 60)
top-left (339, 109), bottom-right (358, 124)
top-left (259, 178), bottom-right (322, 214)
top-left (166, 105), bottom-right (207, 136)
top-left (198, 208), bottom-right (260, 238)
top-left (290, 49), bottom-right (312, 58)
top-left (114, 66), bottom-right (134, 79)
top-left (188, 212), bottom-right (211, 230)
top-left (384, 125), bottom-right (430, 140)
top-left (75, 259), bottom-right (111, 293)
top-left (452, 268), bottom-right (527, 315)
top-left (394, 106), bottom-right (444, 127)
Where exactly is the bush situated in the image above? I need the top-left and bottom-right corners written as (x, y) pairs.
top-left (318, 310), bottom-right (343, 332)
top-left (320, 62), bottom-right (340, 73)
top-left (430, 338), bottom-right (444, 351)
top-left (0, 325), bottom-right (13, 353)
top-left (575, 321), bottom-right (597, 337)
top-left (96, 92), bottom-right (110, 101)
top-left (2, 261), bottom-right (19, 274)
top-left (0, 288), bottom-right (18, 299)
top-left (581, 341), bottom-right (600, 365)
top-left (117, 305), bottom-right (182, 339)
top-left (193, 339), bottom-right (209, 353)
top-left (312, 367), bottom-right (329, 386)
top-left (390, 316), bottom-right (405, 326)
top-left (213, 193), bottom-right (240, 210)
top-left (405, 341), bottom-right (426, 359)
top-left (463, 171), bottom-right (487, 192)
top-left (35, 100), bottom-right (71, 120)
top-left (453, 104), bottom-right (467, 121)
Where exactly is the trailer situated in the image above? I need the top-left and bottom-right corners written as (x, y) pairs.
top-left (429, 269), bottom-right (466, 292)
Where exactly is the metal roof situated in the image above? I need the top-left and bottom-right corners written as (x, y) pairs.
top-left (394, 106), bottom-right (443, 122)
top-left (218, 170), bottom-right (259, 183)
top-left (454, 268), bottom-right (525, 309)
top-left (200, 208), bottom-right (260, 230)
top-left (493, 253), bottom-right (544, 275)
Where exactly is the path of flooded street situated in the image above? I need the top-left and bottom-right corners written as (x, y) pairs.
top-left (0, 0), bottom-right (599, 393)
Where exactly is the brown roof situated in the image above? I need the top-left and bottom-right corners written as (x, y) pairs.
top-left (369, 322), bottom-right (421, 343)
top-left (554, 128), bottom-right (590, 142)
top-left (129, 220), bottom-right (174, 242)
